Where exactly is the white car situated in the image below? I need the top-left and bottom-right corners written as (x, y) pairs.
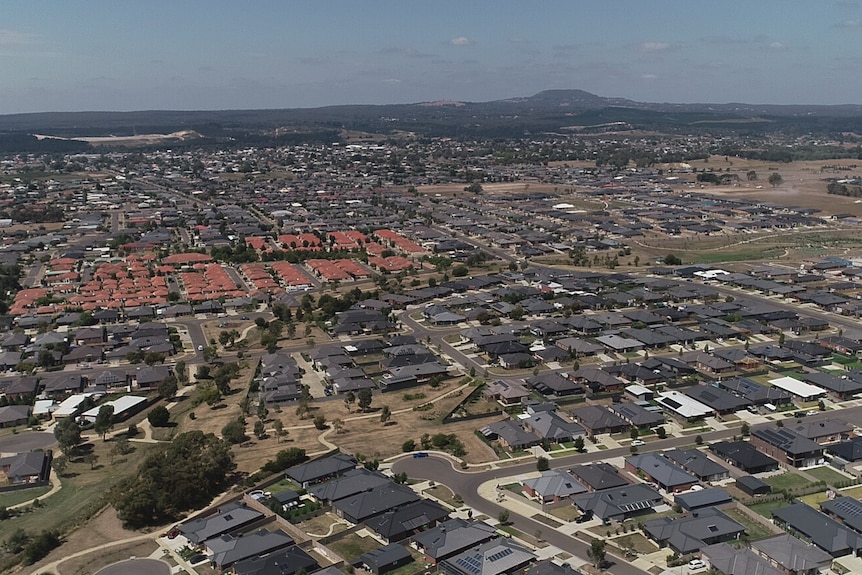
top-left (631, 439), bottom-right (645, 446)
top-left (688, 559), bottom-right (706, 571)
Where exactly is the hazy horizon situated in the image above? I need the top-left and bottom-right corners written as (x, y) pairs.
top-left (4, 1), bottom-right (862, 114)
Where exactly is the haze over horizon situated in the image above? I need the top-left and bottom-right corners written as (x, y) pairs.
top-left (4, 0), bottom-right (862, 115)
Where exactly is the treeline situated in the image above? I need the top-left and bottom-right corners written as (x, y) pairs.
top-left (827, 181), bottom-right (862, 197)
top-left (0, 133), bottom-right (90, 153)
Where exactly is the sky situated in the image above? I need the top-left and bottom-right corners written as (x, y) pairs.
top-left (3, 1), bottom-right (862, 114)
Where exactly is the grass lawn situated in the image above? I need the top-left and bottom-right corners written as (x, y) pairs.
top-left (798, 491), bottom-right (831, 508)
top-left (531, 513), bottom-right (563, 528)
top-left (805, 466), bottom-right (850, 486)
top-left (267, 478), bottom-right (302, 494)
top-left (838, 485), bottom-right (862, 499)
top-left (548, 505), bottom-right (582, 522)
top-left (295, 512), bottom-right (346, 537)
top-left (425, 484), bottom-right (461, 508)
top-left (763, 472), bottom-right (813, 491)
top-left (328, 533), bottom-right (384, 561)
top-left (721, 508), bottom-right (776, 541)
top-left (0, 485), bottom-right (52, 508)
top-left (614, 533), bottom-right (659, 554)
top-left (748, 499), bottom-right (790, 518)
top-left (385, 548), bottom-right (426, 575)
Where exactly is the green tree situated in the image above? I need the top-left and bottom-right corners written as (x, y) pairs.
top-left (158, 376), bottom-right (178, 400)
top-left (498, 510), bottom-right (510, 525)
top-left (273, 419), bottom-right (286, 443)
top-left (402, 439), bottom-right (416, 452)
top-left (573, 436), bottom-right (585, 452)
top-left (358, 388), bottom-right (373, 411)
top-left (663, 254), bottom-right (682, 265)
top-left (747, 170), bottom-right (758, 181)
top-left (695, 434), bottom-right (704, 446)
top-left (94, 405), bottom-right (115, 440)
top-left (147, 405), bottom-right (170, 427)
top-left (630, 427), bottom-right (639, 440)
top-left (588, 539), bottom-right (606, 568)
top-left (260, 447), bottom-right (307, 474)
top-left (22, 530), bottom-right (61, 565)
top-left (53, 417), bottom-right (82, 456)
top-left (656, 426), bottom-right (667, 439)
top-left (253, 420), bottom-right (266, 439)
top-left (199, 383), bottom-right (222, 407)
top-left (740, 422), bottom-right (750, 436)
top-left (222, 418), bottom-right (247, 444)
top-left (536, 456), bottom-right (550, 472)
top-left (313, 415), bottom-right (327, 430)
top-left (380, 405), bottom-right (391, 424)
top-left (52, 455), bottom-right (67, 477)
top-left (768, 172), bottom-right (783, 187)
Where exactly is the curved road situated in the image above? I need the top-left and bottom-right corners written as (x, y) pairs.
top-left (95, 557), bottom-right (171, 575)
top-left (393, 405), bottom-right (862, 575)
top-left (0, 431), bottom-right (56, 454)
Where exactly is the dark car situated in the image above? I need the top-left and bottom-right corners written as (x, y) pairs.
top-left (413, 452), bottom-right (429, 458)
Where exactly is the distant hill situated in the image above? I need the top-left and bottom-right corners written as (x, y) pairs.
top-left (3, 89), bottom-right (862, 149)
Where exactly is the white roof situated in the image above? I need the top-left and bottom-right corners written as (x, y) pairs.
top-left (656, 390), bottom-right (714, 418)
top-left (53, 394), bottom-right (89, 417)
top-left (81, 395), bottom-right (147, 420)
top-left (626, 384), bottom-right (653, 396)
top-left (768, 376), bottom-right (825, 400)
top-left (33, 399), bottom-right (56, 416)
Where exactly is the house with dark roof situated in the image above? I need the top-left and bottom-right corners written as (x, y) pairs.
top-left (365, 499), bottom-right (450, 543)
top-left (569, 463), bottom-right (630, 492)
top-left (682, 385), bottom-right (751, 415)
top-left (571, 483), bottom-right (663, 522)
top-left (524, 372), bottom-right (584, 397)
top-left (521, 470), bottom-right (587, 504)
top-left (481, 420), bottom-right (541, 451)
top-left (710, 441), bottom-right (780, 474)
top-left (411, 519), bottom-right (497, 565)
top-left (828, 437), bottom-right (862, 467)
top-left (643, 507), bottom-right (745, 554)
top-left (673, 487), bottom-right (732, 512)
top-left (439, 537), bottom-right (535, 575)
top-left (701, 542), bottom-right (784, 575)
top-left (751, 533), bottom-right (832, 575)
top-left (233, 545), bottom-right (318, 575)
top-left (569, 405), bottom-right (629, 436)
top-left (772, 503), bottom-right (862, 557)
top-left (361, 543), bottom-right (413, 575)
top-left (308, 468), bottom-right (392, 503)
top-left (820, 496), bottom-right (862, 535)
top-left (332, 483), bottom-right (419, 524)
top-left (484, 380), bottom-right (530, 406)
top-left (0, 405), bottom-right (31, 428)
top-left (625, 453), bottom-right (699, 493)
top-left (521, 411), bottom-right (585, 443)
top-left (0, 451), bottom-right (51, 484)
top-left (751, 428), bottom-right (825, 468)
top-left (736, 475), bottom-right (772, 497)
top-left (179, 502), bottom-right (264, 544)
top-left (718, 377), bottom-right (792, 406)
top-left (801, 372), bottom-right (862, 400)
top-left (609, 402), bottom-right (665, 429)
top-left (787, 419), bottom-right (853, 445)
top-left (285, 454), bottom-right (356, 487)
top-left (206, 528), bottom-right (295, 570)
top-left (663, 448), bottom-right (730, 483)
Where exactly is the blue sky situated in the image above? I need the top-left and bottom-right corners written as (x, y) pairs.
top-left (3, 1), bottom-right (862, 113)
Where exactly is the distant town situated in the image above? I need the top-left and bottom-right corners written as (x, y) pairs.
top-left (2, 127), bottom-right (862, 575)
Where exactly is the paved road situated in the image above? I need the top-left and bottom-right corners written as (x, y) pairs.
top-left (95, 557), bottom-right (171, 575)
top-left (0, 431), bottom-right (56, 454)
top-left (393, 404), bottom-right (862, 575)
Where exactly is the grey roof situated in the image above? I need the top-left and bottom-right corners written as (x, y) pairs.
top-left (481, 420), bottom-right (541, 449)
top-left (179, 502), bottom-right (264, 544)
top-left (0, 404), bottom-right (31, 425)
top-left (608, 402), bottom-right (665, 427)
top-left (411, 519), bottom-right (497, 561)
top-left (521, 411), bottom-right (585, 441)
top-left (332, 483), bottom-right (419, 523)
top-left (626, 452), bottom-right (699, 488)
top-left (752, 533), bottom-right (833, 573)
top-left (663, 448), bottom-right (729, 480)
top-left (361, 543), bottom-right (412, 571)
top-left (752, 427), bottom-right (823, 456)
top-left (569, 405), bottom-right (628, 432)
top-left (522, 470), bottom-right (588, 499)
top-left (206, 528), bottom-right (294, 568)
top-left (673, 487), bottom-right (732, 511)
top-left (569, 462), bottom-right (629, 491)
top-left (828, 437), bottom-right (862, 462)
top-left (788, 419), bottom-right (853, 441)
top-left (718, 377), bottom-right (792, 404)
top-left (442, 537), bottom-right (535, 575)
top-left (308, 468), bottom-right (392, 502)
top-left (682, 385), bottom-right (751, 412)
top-left (0, 451), bottom-right (48, 481)
top-left (571, 483), bottom-right (663, 521)
top-left (820, 496), bottom-right (862, 533)
top-left (285, 453), bottom-right (356, 484)
top-left (365, 499), bottom-right (450, 539)
top-left (772, 502), bottom-right (862, 555)
top-left (233, 544), bottom-right (317, 575)
top-left (643, 507), bottom-right (745, 554)
top-left (701, 543), bottom-right (784, 575)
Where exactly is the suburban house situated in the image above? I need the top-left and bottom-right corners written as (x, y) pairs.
top-left (484, 380), bottom-right (530, 406)
top-left (439, 537), bottom-right (535, 575)
top-left (365, 499), bottom-right (450, 543)
top-left (520, 411), bottom-right (585, 443)
top-left (521, 470), bottom-right (588, 504)
top-left (673, 487), bottom-right (733, 512)
top-left (569, 463), bottom-right (630, 492)
top-left (772, 503), bottom-right (862, 557)
top-left (179, 501), bottom-right (264, 544)
top-left (410, 519), bottom-right (497, 565)
top-left (360, 543), bottom-right (413, 575)
top-left (643, 507), bottom-right (745, 554)
top-left (736, 476), bottom-right (772, 497)
top-left (233, 545), bottom-right (318, 575)
top-left (481, 420), bottom-right (541, 451)
top-left (569, 405), bottom-right (629, 436)
top-left (332, 483), bottom-right (420, 524)
top-left (609, 402), bottom-right (665, 429)
top-left (663, 448), bottom-right (730, 483)
top-left (571, 483), bottom-right (663, 522)
top-left (285, 454), bottom-right (356, 488)
top-left (205, 528), bottom-right (295, 570)
top-left (751, 533), bottom-right (832, 575)
top-left (308, 468), bottom-right (393, 503)
top-left (710, 441), bottom-right (780, 474)
top-left (625, 453), bottom-right (699, 493)
top-left (750, 428), bottom-right (825, 468)
top-left (701, 543), bottom-right (783, 575)
top-left (0, 451), bottom-right (51, 484)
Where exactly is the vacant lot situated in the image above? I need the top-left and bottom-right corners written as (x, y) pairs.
top-left (327, 532), bottom-right (382, 561)
top-left (763, 472), bottom-right (814, 492)
top-left (748, 498), bottom-right (791, 518)
top-left (721, 507), bottom-right (778, 541)
top-left (805, 466), bottom-right (851, 486)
